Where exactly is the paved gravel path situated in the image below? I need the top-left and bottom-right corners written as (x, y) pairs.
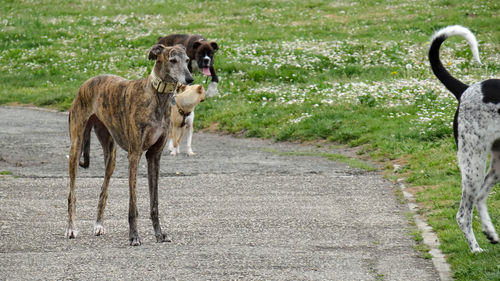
top-left (0, 106), bottom-right (440, 280)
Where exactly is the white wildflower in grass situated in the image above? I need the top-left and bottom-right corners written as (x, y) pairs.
top-left (0, 0), bottom-right (497, 139)
top-left (221, 35), bottom-right (495, 140)
top-left (246, 78), bottom-right (455, 109)
top-left (289, 113), bottom-right (312, 124)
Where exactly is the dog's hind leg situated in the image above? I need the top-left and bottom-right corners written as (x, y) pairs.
top-left (66, 107), bottom-right (89, 239)
top-left (93, 118), bottom-right (116, 236)
top-left (456, 140), bottom-right (488, 252)
top-left (146, 137), bottom-right (171, 243)
top-left (476, 149), bottom-right (500, 244)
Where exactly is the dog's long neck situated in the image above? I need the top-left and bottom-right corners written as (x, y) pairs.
top-left (150, 63), bottom-right (179, 95)
top-left (149, 64), bottom-right (178, 120)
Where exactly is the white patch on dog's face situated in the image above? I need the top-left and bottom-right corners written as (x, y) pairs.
top-left (203, 55), bottom-right (211, 66)
top-left (195, 42), bottom-right (217, 69)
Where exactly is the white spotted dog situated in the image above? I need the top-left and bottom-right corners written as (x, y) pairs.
top-left (429, 25), bottom-right (500, 252)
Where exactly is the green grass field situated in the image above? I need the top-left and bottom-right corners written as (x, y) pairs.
top-left (1, 0), bottom-right (499, 279)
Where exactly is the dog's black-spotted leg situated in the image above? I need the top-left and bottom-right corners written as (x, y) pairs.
top-left (476, 150), bottom-right (500, 244)
top-left (128, 152), bottom-right (142, 246)
top-left (483, 231), bottom-right (499, 244)
top-left (456, 189), bottom-right (481, 251)
top-left (457, 140), bottom-right (488, 252)
top-left (146, 138), bottom-right (171, 243)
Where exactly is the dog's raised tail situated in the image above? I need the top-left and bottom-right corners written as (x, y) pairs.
top-left (429, 25), bottom-right (481, 101)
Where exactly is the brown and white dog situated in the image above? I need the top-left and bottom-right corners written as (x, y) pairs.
top-left (66, 44), bottom-right (193, 246)
top-left (158, 34), bottom-right (219, 97)
top-left (167, 84), bottom-right (206, 156)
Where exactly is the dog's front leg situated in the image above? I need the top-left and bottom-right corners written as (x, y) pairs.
top-left (206, 66), bottom-right (219, 97)
top-left (167, 138), bottom-right (174, 152)
top-left (127, 152), bottom-right (142, 246)
top-left (176, 126), bottom-right (187, 155)
top-left (209, 65), bottom-right (218, 83)
top-left (170, 127), bottom-right (180, 156)
top-left (167, 122), bottom-right (175, 153)
top-left (186, 123), bottom-right (195, 156)
top-left (146, 141), bottom-right (171, 243)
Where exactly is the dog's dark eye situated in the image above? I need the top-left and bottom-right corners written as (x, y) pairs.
top-left (186, 59), bottom-right (189, 63)
top-left (169, 58), bottom-right (178, 63)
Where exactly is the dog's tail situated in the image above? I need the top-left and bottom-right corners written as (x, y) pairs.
top-left (429, 25), bottom-right (481, 101)
top-left (79, 121), bottom-right (92, 169)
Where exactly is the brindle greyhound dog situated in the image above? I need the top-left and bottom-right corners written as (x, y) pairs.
top-left (66, 44), bottom-right (193, 246)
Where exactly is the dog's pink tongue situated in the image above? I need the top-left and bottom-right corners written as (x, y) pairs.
top-left (202, 67), bottom-right (211, 76)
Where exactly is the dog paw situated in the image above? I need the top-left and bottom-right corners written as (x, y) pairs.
top-left (206, 82), bottom-right (218, 97)
top-left (155, 233), bottom-right (172, 243)
top-left (471, 246), bottom-right (485, 253)
top-left (65, 228), bottom-right (78, 239)
top-left (93, 224), bottom-right (105, 236)
top-left (483, 230), bottom-right (499, 244)
top-left (170, 150), bottom-right (177, 156)
top-left (129, 237), bottom-right (142, 246)
top-left (187, 150), bottom-right (195, 156)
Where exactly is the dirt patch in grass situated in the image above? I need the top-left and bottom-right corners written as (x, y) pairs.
top-left (405, 185), bottom-right (440, 197)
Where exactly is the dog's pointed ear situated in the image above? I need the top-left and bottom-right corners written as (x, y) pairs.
top-left (193, 41), bottom-right (202, 50)
top-left (210, 41), bottom-right (219, 52)
top-left (179, 85), bottom-right (187, 92)
top-left (197, 85), bottom-right (204, 94)
top-left (148, 44), bottom-right (166, 60)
